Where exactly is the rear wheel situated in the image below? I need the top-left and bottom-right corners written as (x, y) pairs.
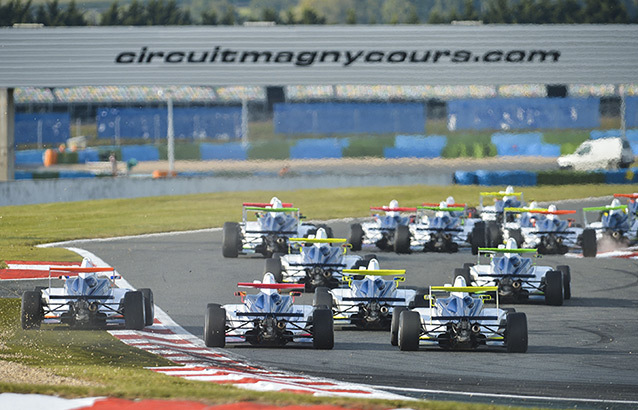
top-left (556, 265), bottom-right (571, 300)
top-left (453, 267), bottom-right (472, 286)
top-left (140, 288), bottom-right (154, 326)
top-left (313, 287), bottom-right (333, 309)
top-left (486, 221), bottom-right (503, 248)
top-left (470, 221), bottom-right (486, 255)
top-left (123, 291), bottom-right (145, 330)
top-left (505, 312), bottom-right (528, 353)
top-left (265, 257), bottom-right (283, 283)
top-left (398, 310), bottom-right (421, 351)
top-left (544, 270), bottom-right (564, 306)
top-left (222, 222), bottom-right (241, 258)
top-left (349, 223), bottom-right (364, 251)
top-left (204, 303), bottom-right (226, 347)
top-left (394, 225), bottom-right (411, 254)
top-left (581, 228), bottom-right (597, 258)
top-left (390, 306), bottom-right (407, 346)
top-left (21, 290), bottom-right (43, 330)
top-left (312, 309), bottom-right (334, 349)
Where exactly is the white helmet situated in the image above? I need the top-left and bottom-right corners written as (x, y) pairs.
top-left (270, 196), bottom-right (282, 208)
top-left (547, 204), bottom-right (557, 220)
top-left (436, 201), bottom-right (448, 217)
top-left (529, 201), bottom-right (538, 210)
top-left (366, 258), bottom-right (380, 271)
top-left (446, 196), bottom-right (455, 205)
top-left (80, 258), bottom-right (95, 268)
top-left (387, 200), bottom-right (400, 217)
top-left (504, 237), bottom-right (517, 258)
top-left (505, 186), bottom-right (515, 195)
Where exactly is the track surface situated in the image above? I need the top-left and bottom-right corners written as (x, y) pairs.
top-left (70, 220), bottom-right (638, 410)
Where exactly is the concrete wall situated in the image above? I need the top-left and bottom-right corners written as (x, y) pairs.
top-left (0, 172), bottom-right (452, 207)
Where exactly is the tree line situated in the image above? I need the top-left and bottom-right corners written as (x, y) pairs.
top-left (1, 0), bottom-right (636, 27)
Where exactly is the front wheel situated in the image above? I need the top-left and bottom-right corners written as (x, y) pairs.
top-left (265, 257), bottom-right (283, 283)
top-left (394, 225), bottom-right (411, 254)
top-left (581, 228), bottom-right (597, 258)
top-left (21, 290), bottom-right (43, 330)
top-left (398, 310), bottom-right (421, 351)
top-left (390, 306), bottom-right (407, 346)
top-left (222, 222), bottom-right (241, 258)
top-left (349, 223), bottom-right (364, 251)
top-left (123, 291), bottom-right (145, 330)
top-left (140, 288), bottom-right (155, 326)
top-left (505, 312), bottom-right (528, 353)
top-left (312, 309), bottom-right (334, 349)
top-left (544, 270), bottom-right (564, 306)
top-left (556, 265), bottom-right (571, 300)
top-left (204, 303), bottom-right (226, 347)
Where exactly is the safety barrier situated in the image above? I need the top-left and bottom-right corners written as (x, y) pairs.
top-left (490, 132), bottom-right (560, 157)
top-left (15, 149), bottom-right (45, 166)
top-left (274, 102), bottom-right (425, 135)
top-left (200, 142), bottom-right (247, 161)
top-left (384, 135), bottom-right (447, 158)
top-left (455, 168), bottom-right (638, 186)
top-left (627, 97), bottom-right (638, 128)
top-left (289, 138), bottom-right (348, 159)
top-left (15, 112), bottom-right (70, 145)
top-left (448, 97), bottom-right (600, 131)
top-left (120, 145), bottom-right (160, 162)
top-left (97, 106), bottom-right (242, 141)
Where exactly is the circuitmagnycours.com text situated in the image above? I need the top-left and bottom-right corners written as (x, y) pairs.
top-left (115, 46), bottom-right (561, 66)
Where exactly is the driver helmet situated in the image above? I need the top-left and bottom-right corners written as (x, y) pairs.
top-left (446, 196), bottom-right (455, 206)
top-left (386, 200), bottom-right (400, 217)
top-left (269, 196), bottom-right (284, 220)
top-left (367, 258), bottom-right (380, 271)
top-left (80, 258), bottom-right (94, 268)
top-left (436, 201), bottom-right (448, 218)
top-left (547, 204), bottom-right (558, 220)
top-left (503, 185), bottom-right (516, 202)
top-left (528, 201), bottom-right (538, 210)
top-left (610, 198), bottom-right (622, 215)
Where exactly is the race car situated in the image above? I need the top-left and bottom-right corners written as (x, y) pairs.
top-left (315, 258), bottom-right (422, 330)
top-left (465, 187), bottom-right (526, 254)
top-left (581, 194), bottom-right (638, 255)
top-left (398, 202), bottom-right (470, 253)
top-left (264, 228), bottom-right (369, 292)
top-left (501, 204), bottom-right (582, 255)
top-left (348, 200), bottom-right (416, 253)
top-left (21, 259), bottom-right (154, 330)
top-left (222, 197), bottom-right (321, 258)
top-left (457, 238), bottom-right (571, 306)
top-left (204, 273), bottom-right (334, 349)
top-left (393, 276), bottom-right (528, 353)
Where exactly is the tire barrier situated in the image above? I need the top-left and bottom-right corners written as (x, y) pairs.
top-left (456, 168), bottom-right (638, 186)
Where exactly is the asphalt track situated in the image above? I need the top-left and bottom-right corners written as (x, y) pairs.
top-left (65, 219), bottom-right (638, 410)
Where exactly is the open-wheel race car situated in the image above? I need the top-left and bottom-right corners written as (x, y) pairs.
top-left (500, 204), bottom-right (584, 255)
top-left (264, 228), bottom-right (369, 292)
top-left (457, 238), bottom-right (571, 306)
top-left (581, 194), bottom-right (638, 255)
top-left (222, 197), bottom-right (324, 258)
top-left (204, 273), bottom-right (334, 349)
top-left (315, 258), bottom-right (423, 330)
top-left (348, 200), bottom-right (416, 253)
top-left (21, 259), bottom-right (154, 330)
top-left (398, 202), bottom-right (470, 254)
top-left (393, 276), bottom-right (528, 353)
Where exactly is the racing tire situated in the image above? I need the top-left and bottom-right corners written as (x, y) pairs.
top-left (204, 303), bottom-right (226, 348)
top-left (140, 288), bottom-right (155, 326)
top-left (21, 290), bottom-right (43, 330)
top-left (312, 308), bottom-right (334, 350)
top-left (486, 221), bottom-right (503, 248)
top-left (505, 312), bottom-right (528, 353)
top-left (222, 222), bottom-right (241, 258)
top-left (556, 265), bottom-right (571, 300)
top-left (470, 221), bottom-right (486, 255)
top-left (581, 228), bottom-right (597, 258)
top-left (390, 306), bottom-right (407, 346)
top-left (463, 262), bottom-right (474, 271)
top-left (398, 310), bottom-right (420, 351)
top-left (394, 225), bottom-right (411, 254)
top-left (508, 229), bottom-right (524, 247)
top-left (453, 267), bottom-right (472, 286)
top-left (265, 257), bottom-right (283, 283)
top-left (123, 291), bottom-right (146, 330)
top-left (544, 270), bottom-right (564, 306)
top-left (313, 287), bottom-right (333, 309)
top-left (349, 223), bottom-right (364, 251)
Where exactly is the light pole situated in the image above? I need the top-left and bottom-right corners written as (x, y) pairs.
top-left (159, 88), bottom-right (175, 176)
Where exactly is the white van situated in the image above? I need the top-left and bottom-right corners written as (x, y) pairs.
top-left (557, 137), bottom-right (634, 171)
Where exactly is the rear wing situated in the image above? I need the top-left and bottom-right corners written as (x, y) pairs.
top-left (237, 282), bottom-right (305, 290)
top-left (479, 190), bottom-right (524, 209)
top-left (341, 269), bottom-right (405, 287)
top-left (422, 202), bottom-right (466, 208)
top-left (242, 205), bottom-right (301, 226)
top-left (289, 237), bottom-right (346, 244)
top-left (370, 206), bottom-right (417, 213)
top-left (582, 204), bottom-right (627, 226)
top-left (478, 247), bottom-right (537, 254)
top-left (504, 207), bottom-right (576, 216)
top-left (242, 202), bottom-right (293, 208)
top-left (417, 206), bottom-right (465, 212)
top-left (613, 194), bottom-right (638, 200)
